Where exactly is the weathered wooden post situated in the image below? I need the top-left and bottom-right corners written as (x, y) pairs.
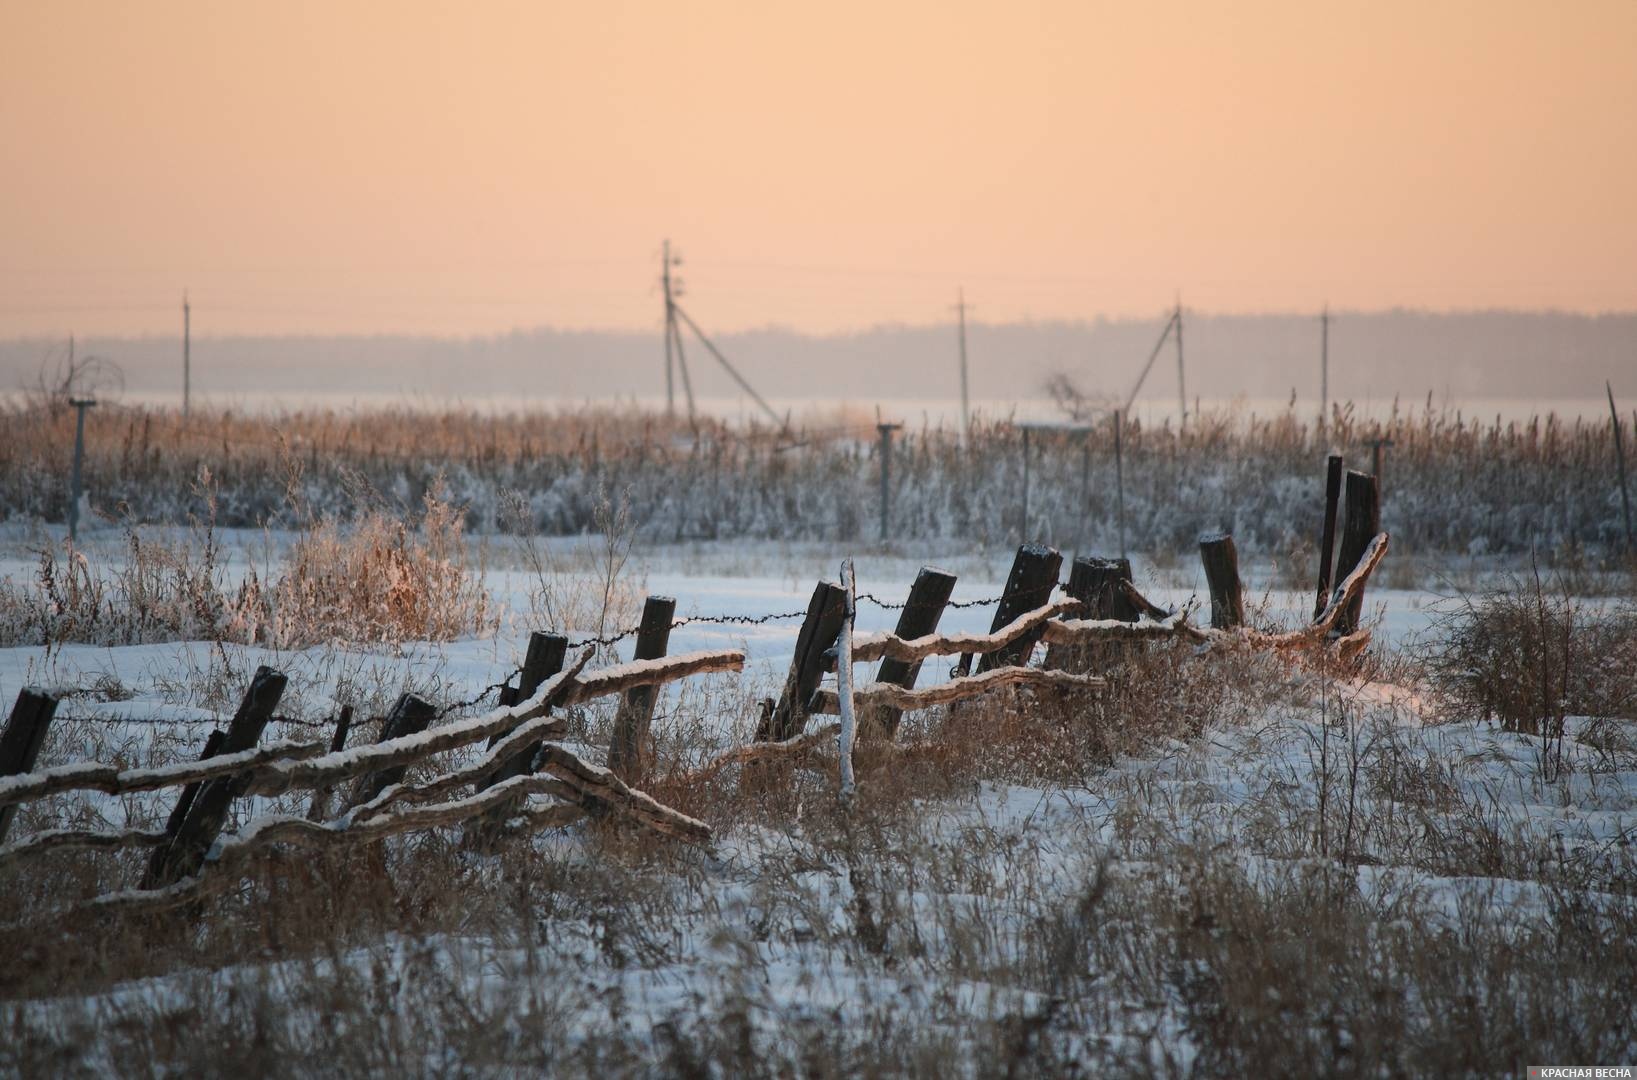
top-left (1334, 470), bottom-right (1381, 636)
top-left (0, 689), bottom-right (59, 844)
top-left (1045, 556), bottom-right (1136, 672)
top-left (757, 581), bottom-right (848, 742)
top-left (607, 595), bottom-right (677, 782)
top-left (306, 705), bottom-right (354, 821)
top-left (470, 632), bottom-right (569, 847)
top-left (864, 566), bottom-right (957, 739)
top-left (349, 693), bottom-right (438, 807)
top-left (975, 544), bottom-right (1063, 673)
top-left (1198, 532), bottom-right (1245, 630)
top-left (157, 729), bottom-right (226, 853)
top-left (485, 631), bottom-right (570, 785)
top-left (1314, 453), bottom-right (1345, 619)
top-left (143, 665), bottom-right (286, 888)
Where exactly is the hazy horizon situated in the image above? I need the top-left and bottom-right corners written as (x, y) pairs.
top-left (7, 309), bottom-right (1633, 418)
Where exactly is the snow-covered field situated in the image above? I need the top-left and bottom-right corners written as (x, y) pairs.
top-left (1, 532), bottom-right (1633, 1074)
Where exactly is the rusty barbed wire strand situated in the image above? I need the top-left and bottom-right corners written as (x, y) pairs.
top-left (55, 591), bottom-right (1016, 726)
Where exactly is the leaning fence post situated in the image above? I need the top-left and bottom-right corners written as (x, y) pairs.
top-left (484, 631), bottom-right (570, 787)
top-left (156, 729), bottom-right (226, 857)
top-left (608, 596), bottom-right (677, 783)
top-left (349, 692), bottom-right (438, 808)
top-left (306, 705), bottom-right (354, 821)
top-left (865, 566), bottom-right (957, 740)
top-left (468, 632), bottom-right (570, 847)
top-left (1044, 556), bottom-right (1135, 672)
top-left (1198, 532), bottom-right (1245, 630)
top-left (143, 665), bottom-right (286, 889)
top-left (1314, 453), bottom-right (1345, 619)
top-left (1334, 470), bottom-right (1381, 636)
top-left (0, 689), bottom-right (59, 844)
top-left (974, 544), bottom-right (1063, 673)
top-left (758, 580), bottom-right (848, 742)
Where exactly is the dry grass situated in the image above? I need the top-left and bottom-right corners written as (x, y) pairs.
top-left (5, 397), bottom-right (1634, 564)
top-left (1425, 570), bottom-right (1637, 735)
top-left (0, 484), bottom-right (495, 650)
top-left (270, 485), bottom-right (494, 648)
top-left (2, 519), bottom-right (1636, 1073)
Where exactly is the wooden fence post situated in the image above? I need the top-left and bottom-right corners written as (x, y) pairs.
top-left (608, 595), bottom-right (677, 782)
top-left (143, 665), bottom-right (286, 889)
top-left (349, 693), bottom-right (438, 808)
top-left (758, 580), bottom-right (848, 742)
top-left (865, 566), bottom-right (957, 740)
top-left (156, 729), bottom-right (226, 853)
top-left (1314, 453), bottom-right (1345, 619)
top-left (1045, 556), bottom-right (1136, 672)
top-left (0, 689), bottom-right (59, 844)
top-left (306, 705), bottom-right (353, 821)
top-left (469, 632), bottom-right (570, 848)
top-left (1334, 470), bottom-right (1381, 636)
top-left (1198, 532), bottom-right (1245, 630)
top-left (485, 631), bottom-right (570, 787)
top-left (975, 544), bottom-right (1062, 673)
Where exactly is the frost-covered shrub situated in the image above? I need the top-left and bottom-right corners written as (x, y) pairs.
top-left (270, 487), bottom-right (493, 648)
top-left (1, 399), bottom-right (1630, 556)
top-left (1426, 578), bottom-right (1637, 732)
top-left (0, 487), bottom-right (493, 648)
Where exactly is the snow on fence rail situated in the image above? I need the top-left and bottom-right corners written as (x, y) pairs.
top-left (0, 462), bottom-right (1392, 920)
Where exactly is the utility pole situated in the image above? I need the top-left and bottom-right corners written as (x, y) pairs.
top-left (1114, 410), bottom-right (1127, 560)
top-left (877, 421), bottom-right (902, 541)
top-left (1609, 382), bottom-right (1634, 551)
top-left (1319, 305), bottom-right (1329, 436)
top-left (182, 291), bottom-right (191, 417)
top-left (1368, 436), bottom-right (1395, 501)
top-left (68, 396), bottom-right (96, 542)
top-left (661, 242), bottom-right (675, 416)
top-left (955, 288), bottom-right (970, 442)
top-left (1174, 293), bottom-right (1186, 428)
top-left (1020, 426), bottom-right (1032, 542)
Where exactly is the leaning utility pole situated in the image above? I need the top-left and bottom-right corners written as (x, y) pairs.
top-left (1610, 381), bottom-right (1634, 551)
top-left (955, 288), bottom-right (970, 442)
top-left (182, 291), bottom-right (191, 417)
top-left (1319, 305), bottom-right (1330, 435)
top-left (661, 243), bottom-right (675, 416)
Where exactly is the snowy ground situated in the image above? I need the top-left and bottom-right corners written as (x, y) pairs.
top-left (2, 532), bottom-right (1634, 1073)
top-left (0, 528), bottom-right (1448, 728)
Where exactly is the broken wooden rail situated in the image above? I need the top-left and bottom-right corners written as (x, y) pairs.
top-left (0, 647), bottom-right (743, 878)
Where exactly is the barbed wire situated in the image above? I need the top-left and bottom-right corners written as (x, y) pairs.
top-left (855, 592), bottom-right (1007, 611)
top-left (45, 591), bottom-right (1021, 728)
top-left (434, 673), bottom-right (521, 719)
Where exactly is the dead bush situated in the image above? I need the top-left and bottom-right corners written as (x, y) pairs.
top-left (1426, 572), bottom-right (1637, 734)
top-left (263, 485), bottom-right (493, 648)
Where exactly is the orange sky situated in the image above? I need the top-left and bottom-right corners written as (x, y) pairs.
top-left (2, 0), bottom-right (1633, 337)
